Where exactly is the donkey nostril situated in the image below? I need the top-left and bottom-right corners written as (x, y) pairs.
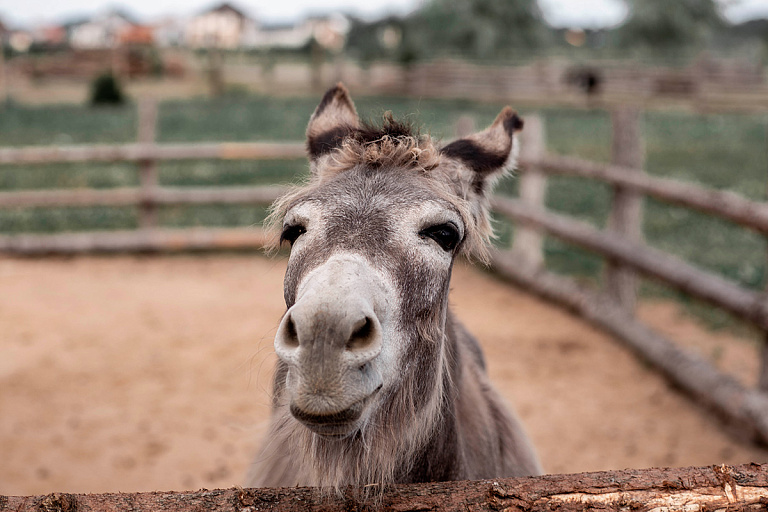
top-left (282, 315), bottom-right (300, 348)
top-left (347, 316), bottom-right (375, 351)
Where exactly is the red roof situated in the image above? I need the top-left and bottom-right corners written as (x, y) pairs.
top-left (119, 25), bottom-right (154, 45)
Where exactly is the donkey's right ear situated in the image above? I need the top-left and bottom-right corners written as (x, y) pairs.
top-left (306, 83), bottom-right (360, 161)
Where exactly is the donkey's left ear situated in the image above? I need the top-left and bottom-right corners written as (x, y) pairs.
top-left (306, 83), bottom-right (360, 161)
top-left (441, 107), bottom-right (523, 196)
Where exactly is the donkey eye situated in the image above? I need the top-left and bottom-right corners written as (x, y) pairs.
top-left (420, 223), bottom-right (461, 252)
top-left (281, 224), bottom-right (306, 246)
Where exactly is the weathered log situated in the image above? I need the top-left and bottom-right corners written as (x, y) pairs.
top-left (2, 464), bottom-right (767, 512)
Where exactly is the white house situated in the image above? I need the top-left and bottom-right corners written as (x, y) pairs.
top-left (184, 2), bottom-right (258, 49)
top-left (69, 10), bottom-right (136, 49)
top-left (250, 14), bottom-right (350, 50)
top-left (153, 16), bottom-right (186, 47)
top-left (184, 4), bottom-right (349, 51)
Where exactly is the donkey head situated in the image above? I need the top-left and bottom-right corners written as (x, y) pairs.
top-left (270, 84), bottom-right (522, 445)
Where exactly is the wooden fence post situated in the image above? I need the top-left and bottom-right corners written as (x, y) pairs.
top-left (207, 48), bottom-right (224, 97)
top-left (605, 107), bottom-right (645, 313)
top-left (137, 99), bottom-right (159, 230)
top-left (511, 114), bottom-right (547, 271)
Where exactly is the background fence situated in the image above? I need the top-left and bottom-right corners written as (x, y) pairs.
top-left (5, 50), bottom-right (768, 113)
top-left (1, 99), bottom-right (767, 445)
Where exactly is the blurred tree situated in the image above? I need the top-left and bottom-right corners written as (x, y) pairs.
top-left (617, 0), bottom-right (725, 50)
top-left (345, 0), bottom-right (551, 63)
top-left (411, 0), bottom-right (551, 59)
top-left (345, 16), bottom-right (409, 64)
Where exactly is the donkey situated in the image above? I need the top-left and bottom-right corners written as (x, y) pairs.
top-left (247, 84), bottom-right (541, 491)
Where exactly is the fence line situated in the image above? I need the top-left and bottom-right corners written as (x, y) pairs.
top-left (1, 103), bottom-right (767, 442)
top-left (494, 111), bottom-right (768, 444)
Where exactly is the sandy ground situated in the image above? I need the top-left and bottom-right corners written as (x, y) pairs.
top-left (0, 255), bottom-right (765, 496)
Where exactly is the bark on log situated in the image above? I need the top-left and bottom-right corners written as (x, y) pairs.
top-left (2, 464), bottom-right (767, 512)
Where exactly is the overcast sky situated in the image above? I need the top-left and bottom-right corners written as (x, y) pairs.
top-left (2, 0), bottom-right (767, 29)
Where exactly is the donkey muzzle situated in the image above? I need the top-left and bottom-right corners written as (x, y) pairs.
top-left (274, 254), bottom-right (389, 435)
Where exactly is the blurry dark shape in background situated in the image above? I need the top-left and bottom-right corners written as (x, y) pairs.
top-left (564, 67), bottom-right (602, 97)
top-left (89, 71), bottom-right (126, 105)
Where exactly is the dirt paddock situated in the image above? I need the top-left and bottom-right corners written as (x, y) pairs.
top-left (0, 254), bottom-right (765, 496)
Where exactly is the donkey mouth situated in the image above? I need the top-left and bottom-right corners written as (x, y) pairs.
top-left (290, 387), bottom-right (381, 438)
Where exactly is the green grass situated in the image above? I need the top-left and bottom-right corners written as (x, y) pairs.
top-left (0, 103), bottom-right (137, 146)
top-left (0, 162), bottom-right (140, 190)
top-left (1, 96), bottom-right (765, 306)
top-left (0, 206), bottom-right (138, 233)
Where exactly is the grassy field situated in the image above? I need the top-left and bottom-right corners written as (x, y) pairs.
top-left (0, 95), bottom-right (766, 315)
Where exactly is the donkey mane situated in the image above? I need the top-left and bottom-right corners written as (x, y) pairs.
top-left (307, 113), bottom-right (441, 176)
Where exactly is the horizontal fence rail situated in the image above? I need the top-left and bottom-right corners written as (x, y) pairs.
top-left (492, 195), bottom-right (768, 331)
top-left (0, 227), bottom-right (272, 254)
top-left (0, 142), bottom-right (306, 165)
top-left (521, 154), bottom-right (768, 236)
top-left (0, 185), bottom-right (288, 208)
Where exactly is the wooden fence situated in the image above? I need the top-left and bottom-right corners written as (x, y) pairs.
top-left (1, 101), bottom-right (768, 445)
top-left (499, 111), bottom-right (768, 446)
top-left (0, 99), bottom-right (299, 253)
